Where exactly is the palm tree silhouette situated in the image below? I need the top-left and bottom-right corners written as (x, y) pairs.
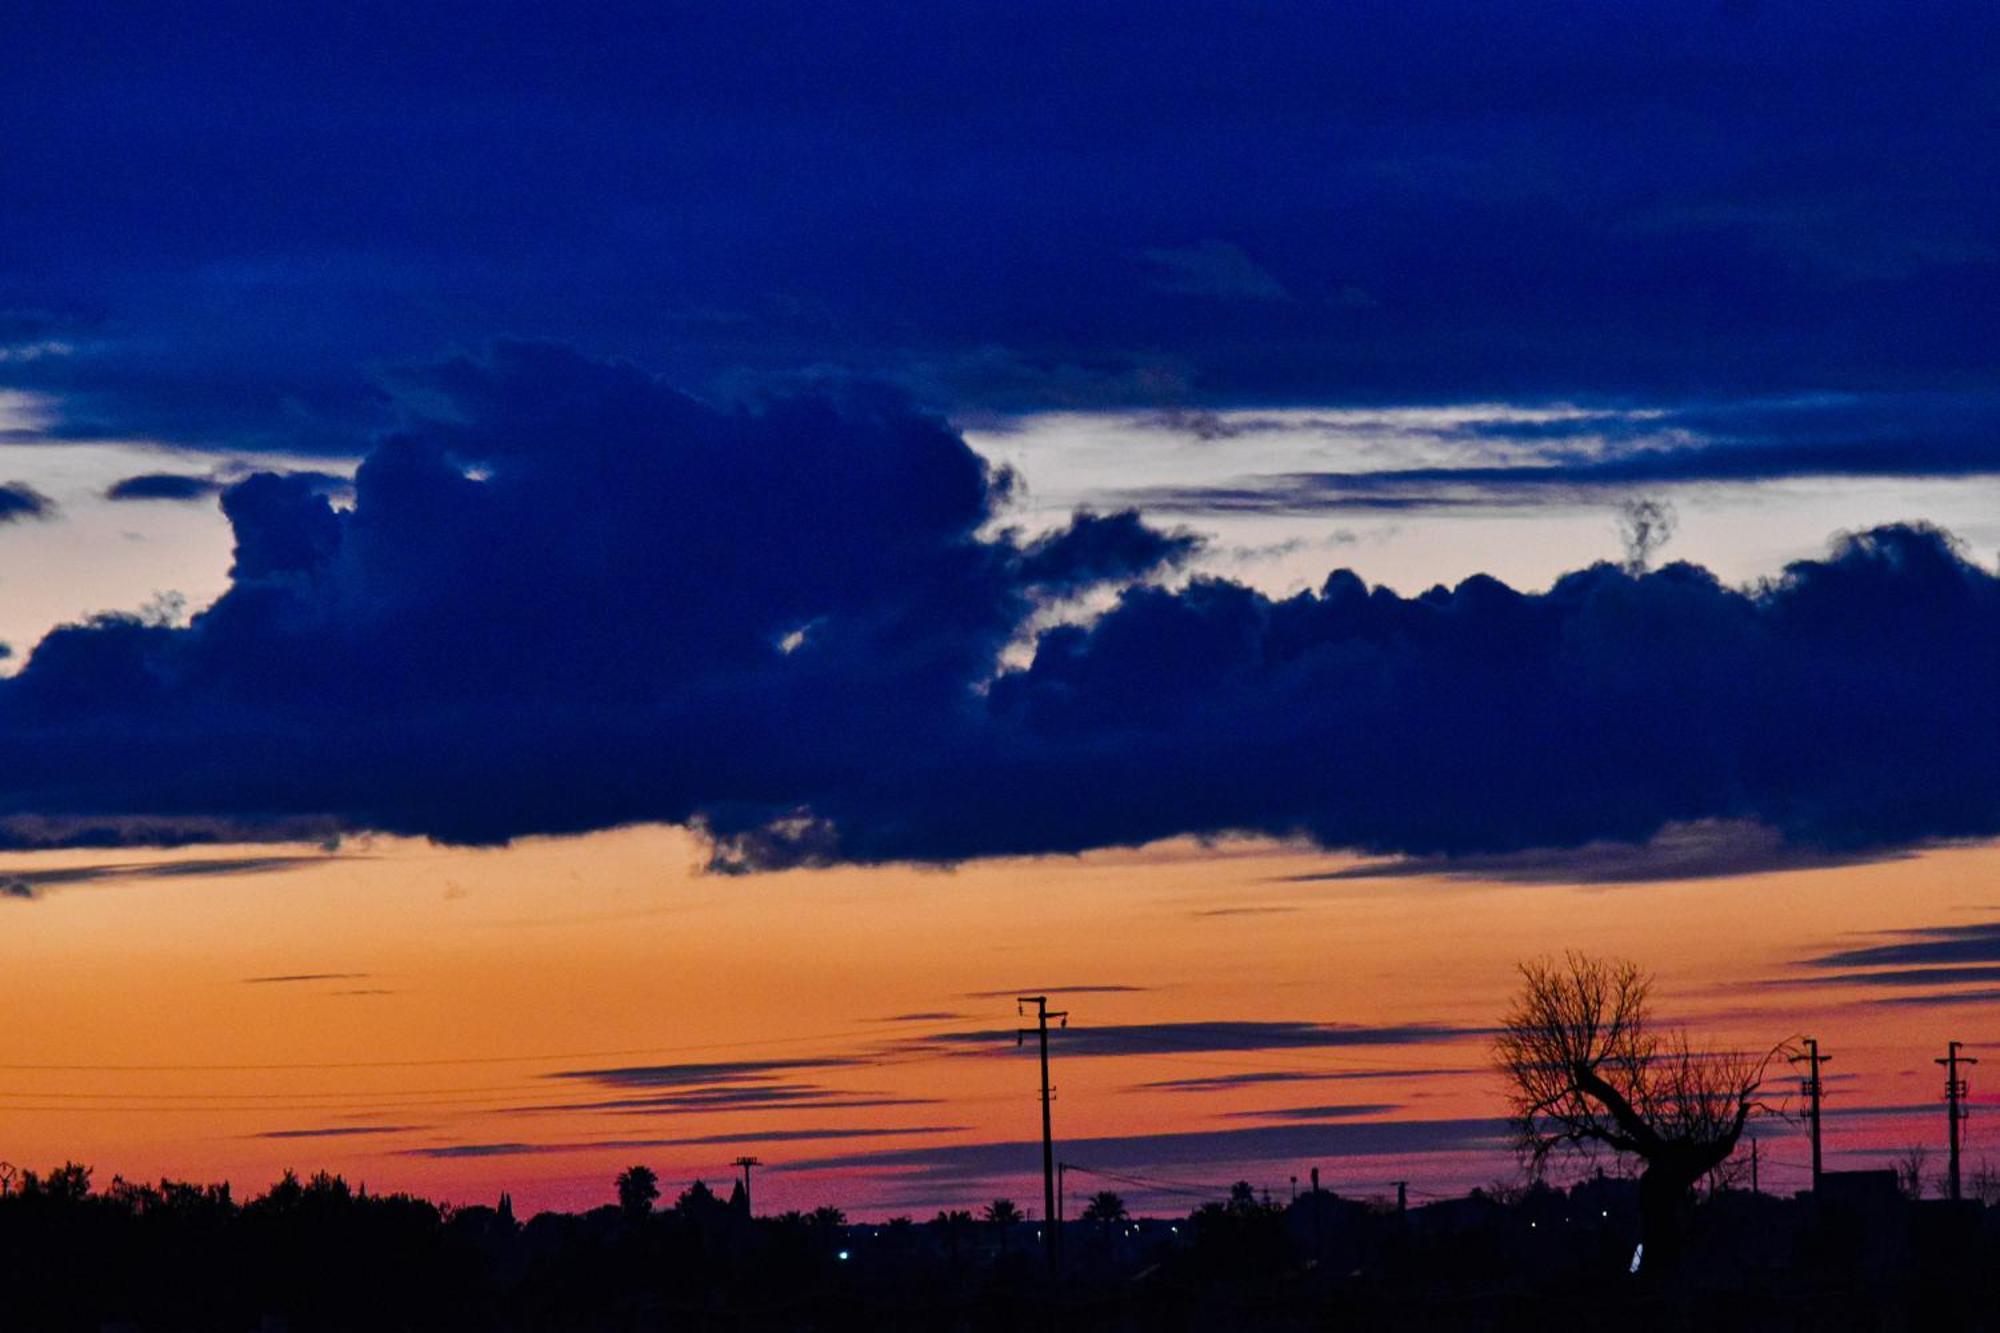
top-left (982, 1198), bottom-right (1022, 1256)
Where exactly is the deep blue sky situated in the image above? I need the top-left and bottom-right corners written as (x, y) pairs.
top-left (5, 1), bottom-right (1996, 455)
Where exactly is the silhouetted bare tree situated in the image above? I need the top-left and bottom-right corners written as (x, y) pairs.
top-left (1495, 952), bottom-right (1781, 1274)
top-left (1894, 1145), bottom-right (1929, 1200)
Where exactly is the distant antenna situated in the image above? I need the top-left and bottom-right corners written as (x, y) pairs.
top-left (731, 1156), bottom-right (762, 1216)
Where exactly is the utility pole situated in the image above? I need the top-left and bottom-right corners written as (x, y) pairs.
top-left (1018, 995), bottom-right (1067, 1278)
top-left (1394, 1180), bottom-right (1408, 1215)
top-left (1749, 1138), bottom-right (1759, 1195)
top-left (1057, 1161), bottom-right (1068, 1226)
top-left (731, 1156), bottom-right (761, 1216)
top-left (1790, 1037), bottom-right (1830, 1194)
top-left (1936, 1041), bottom-right (1978, 1203)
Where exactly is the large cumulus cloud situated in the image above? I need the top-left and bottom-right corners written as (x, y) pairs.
top-left (1, 346), bottom-right (1996, 868)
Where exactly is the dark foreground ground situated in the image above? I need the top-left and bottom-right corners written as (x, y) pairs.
top-left (4, 1165), bottom-right (1997, 1331)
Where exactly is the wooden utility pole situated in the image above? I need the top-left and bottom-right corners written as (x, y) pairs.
top-left (1790, 1038), bottom-right (1830, 1194)
top-left (1936, 1041), bottom-right (1978, 1202)
top-left (1018, 995), bottom-right (1068, 1278)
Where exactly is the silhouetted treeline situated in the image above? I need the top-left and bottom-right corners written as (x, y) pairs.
top-left (4, 1162), bottom-right (2000, 1330)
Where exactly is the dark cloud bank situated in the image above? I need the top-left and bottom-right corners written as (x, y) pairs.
top-left (1, 345), bottom-right (1998, 872)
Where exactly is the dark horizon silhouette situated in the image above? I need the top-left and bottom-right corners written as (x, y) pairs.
top-left (1, 1150), bottom-right (1994, 1330)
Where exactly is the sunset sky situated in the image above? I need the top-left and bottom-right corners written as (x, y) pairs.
top-left (3, 2), bottom-right (1999, 1218)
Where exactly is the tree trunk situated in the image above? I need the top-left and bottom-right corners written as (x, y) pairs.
top-left (1636, 1163), bottom-right (1697, 1280)
top-left (1640, 1160), bottom-right (1688, 1264)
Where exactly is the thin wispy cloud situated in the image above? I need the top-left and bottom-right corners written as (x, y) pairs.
top-left (545, 1059), bottom-right (867, 1089)
top-left (254, 1125), bottom-right (421, 1139)
top-left (781, 1117), bottom-right (1509, 1180)
top-left (407, 1125), bottom-right (961, 1160)
top-left (0, 854), bottom-right (342, 905)
top-left (1309, 821), bottom-right (1917, 887)
top-left (1136, 1068), bottom-right (1485, 1094)
top-left (1805, 922), bottom-right (2000, 970)
top-left (959, 985), bottom-right (1151, 999)
top-left (914, 1020), bottom-right (1485, 1059)
top-left (1218, 1103), bottom-right (1401, 1121)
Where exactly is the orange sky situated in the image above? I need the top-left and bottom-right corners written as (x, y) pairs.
top-left (4, 826), bottom-right (1996, 1217)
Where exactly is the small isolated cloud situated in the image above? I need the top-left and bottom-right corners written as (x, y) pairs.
top-left (0, 878), bottom-right (40, 901)
top-left (105, 473), bottom-right (224, 502)
top-left (242, 972), bottom-right (370, 985)
top-left (1141, 241), bottom-right (1289, 301)
top-left (0, 482), bottom-right (53, 522)
top-left (1616, 497), bottom-right (1678, 574)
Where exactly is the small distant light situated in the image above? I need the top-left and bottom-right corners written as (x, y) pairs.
top-left (1601, 1210), bottom-right (1608, 1218)
top-left (836, 1250), bottom-right (850, 1261)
